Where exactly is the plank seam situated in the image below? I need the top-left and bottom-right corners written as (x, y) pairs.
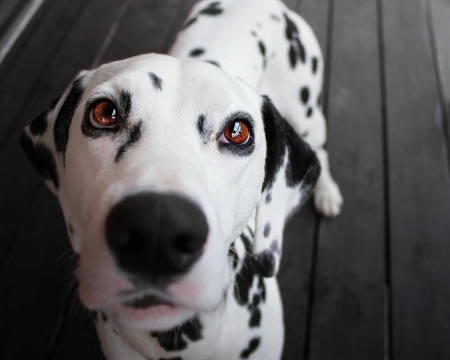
top-left (302, 214), bottom-right (320, 360)
top-left (0, 0), bottom-right (46, 67)
top-left (90, 0), bottom-right (130, 69)
top-left (376, 1), bottom-right (392, 359)
top-left (158, 0), bottom-right (189, 54)
top-left (423, 0), bottom-right (450, 176)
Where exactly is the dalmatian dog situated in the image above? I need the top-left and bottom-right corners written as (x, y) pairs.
top-left (20, 0), bottom-right (342, 359)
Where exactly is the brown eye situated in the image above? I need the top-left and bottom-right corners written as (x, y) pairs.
top-left (90, 101), bottom-right (119, 128)
top-left (222, 120), bottom-right (250, 144)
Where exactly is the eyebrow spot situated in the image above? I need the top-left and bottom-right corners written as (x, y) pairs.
top-left (115, 121), bottom-right (143, 163)
top-left (190, 48), bottom-right (205, 57)
top-left (149, 72), bottom-right (162, 91)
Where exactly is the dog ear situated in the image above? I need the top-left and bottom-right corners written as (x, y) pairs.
top-left (20, 70), bottom-right (91, 193)
top-left (252, 96), bottom-right (321, 277)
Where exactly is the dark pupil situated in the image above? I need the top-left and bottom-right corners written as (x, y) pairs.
top-left (231, 122), bottom-right (242, 138)
top-left (102, 104), bottom-right (116, 119)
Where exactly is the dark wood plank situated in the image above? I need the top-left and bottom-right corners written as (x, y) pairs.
top-left (382, 0), bottom-right (450, 358)
top-left (100, 0), bottom-right (183, 64)
top-left (0, 186), bottom-right (71, 360)
top-left (307, 1), bottom-right (385, 358)
top-left (279, 202), bottom-right (316, 360)
top-left (0, 0), bottom-right (87, 144)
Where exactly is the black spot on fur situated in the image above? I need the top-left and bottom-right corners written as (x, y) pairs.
top-left (258, 274), bottom-right (266, 302)
top-left (197, 114), bottom-right (207, 139)
top-left (249, 306), bottom-right (261, 328)
top-left (258, 41), bottom-right (267, 69)
top-left (30, 110), bottom-right (49, 136)
top-left (284, 13), bottom-right (298, 41)
top-left (54, 76), bottom-right (86, 154)
top-left (300, 87), bottom-right (310, 104)
top-left (261, 96), bottom-right (320, 193)
top-left (306, 107), bottom-right (313, 118)
top-left (20, 133), bottom-right (60, 188)
top-left (151, 316), bottom-right (202, 352)
top-left (234, 234), bottom-right (254, 305)
top-left (251, 30), bottom-right (257, 37)
top-left (252, 250), bottom-right (275, 278)
top-left (270, 14), bottom-right (281, 22)
top-left (288, 45), bottom-right (296, 68)
top-left (182, 17), bottom-right (197, 30)
top-left (261, 97), bottom-right (286, 191)
top-left (270, 240), bottom-right (280, 254)
top-left (297, 39), bottom-right (306, 63)
top-left (312, 56), bottom-right (318, 74)
top-left (258, 41), bottom-right (266, 56)
top-left (285, 121), bottom-right (320, 189)
top-left (248, 294), bottom-right (262, 327)
top-left (228, 242), bottom-right (239, 269)
top-left (119, 90), bottom-right (132, 118)
top-left (189, 48), bottom-right (205, 57)
top-left (149, 72), bottom-right (162, 91)
top-left (265, 192), bottom-right (272, 203)
top-left (240, 337), bottom-right (261, 359)
top-left (263, 223), bottom-right (271, 237)
top-left (115, 121), bottom-right (142, 162)
top-left (284, 13), bottom-right (306, 68)
top-left (199, 1), bottom-right (223, 15)
top-left (204, 60), bottom-right (220, 67)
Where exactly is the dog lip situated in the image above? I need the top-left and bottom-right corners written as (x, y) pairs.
top-left (119, 288), bottom-right (176, 309)
top-left (123, 294), bottom-right (175, 309)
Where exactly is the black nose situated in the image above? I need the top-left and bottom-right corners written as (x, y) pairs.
top-left (105, 193), bottom-right (208, 281)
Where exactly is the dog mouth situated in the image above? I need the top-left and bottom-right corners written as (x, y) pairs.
top-left (119, 288), bottom-right (176, 309)
top-left (123, 294), bottom-right (175, 309)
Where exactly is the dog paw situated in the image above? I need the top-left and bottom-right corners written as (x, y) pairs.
top-left (314, 180), bottom-right (343, 217)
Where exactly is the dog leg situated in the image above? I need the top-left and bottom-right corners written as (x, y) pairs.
top-left (313, 147), bottom-right (343, 217)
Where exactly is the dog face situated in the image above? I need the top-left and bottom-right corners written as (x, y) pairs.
top-left (20, 54), bottom-right (319, 331)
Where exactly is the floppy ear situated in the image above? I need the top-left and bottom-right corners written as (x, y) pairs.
top-left (20, 70), bottom-right (91, 193)
top-left (252, 96), bottom-right (321, 277)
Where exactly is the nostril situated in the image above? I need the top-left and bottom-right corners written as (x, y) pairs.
top-left (173, 234), bottom-right (204, 254)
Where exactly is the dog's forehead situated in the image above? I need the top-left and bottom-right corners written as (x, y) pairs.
top-left (88, 54), bottom-right (258, 114)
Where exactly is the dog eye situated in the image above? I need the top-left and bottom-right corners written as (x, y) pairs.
top-left (90, 100), bottom-right (120, 128)
top-left (220, 120), bottom-right (250, 145)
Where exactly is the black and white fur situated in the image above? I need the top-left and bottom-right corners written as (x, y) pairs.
top-left (20, 1), bottom-right (342, 359)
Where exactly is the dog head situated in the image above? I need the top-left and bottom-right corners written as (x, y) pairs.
top-left (20, 54), bottom-right (319, 331)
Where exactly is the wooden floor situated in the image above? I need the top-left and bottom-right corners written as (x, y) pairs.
top-left (1, 0), bottom-right (449, 359)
